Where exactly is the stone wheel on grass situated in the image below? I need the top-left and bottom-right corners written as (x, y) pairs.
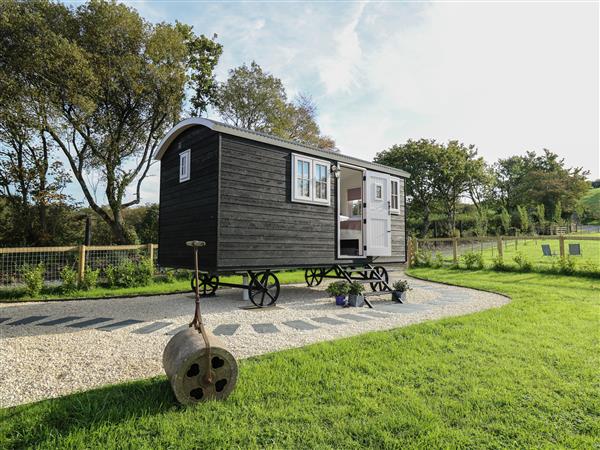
top-left (304, 268), bottom-right (324, 287)
top-left (190, 274), bottom-right (219, 297)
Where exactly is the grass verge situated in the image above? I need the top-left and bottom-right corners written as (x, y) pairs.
top-left (0, 270), bottom-right (307, 303)
top-left (1, 269), bottom-right (598, 448)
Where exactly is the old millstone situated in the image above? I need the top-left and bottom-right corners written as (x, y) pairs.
top-left (163, 327), bottom-right (238, 405)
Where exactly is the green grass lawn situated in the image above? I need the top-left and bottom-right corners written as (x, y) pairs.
top-left (0, 270), bottom-right (307, 303)
top-left (579, 188), bottom-right (600, 224)
top-left (1, 269), bottom-right (598, 449)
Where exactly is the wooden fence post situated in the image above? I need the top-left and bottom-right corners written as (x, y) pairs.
top-left (559, 235), bottom-right (565, 258)
top-left (78, 245), bottom-right (86, 283)
top-left (497, 235), bottom-right (503, 259)
top-left (452, 237), bottom-right (458, 264)
top-left (407, 237), bottom-right (412, 268)
top-left (147, 243), bottom-right (155, 275)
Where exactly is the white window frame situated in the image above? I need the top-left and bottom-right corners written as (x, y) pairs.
top-left (291, 153), bottom-right (331, 206)
top-left (179, 149), bottom-right (191, 183)
top-left (390, 177), bottom-right (401, 214)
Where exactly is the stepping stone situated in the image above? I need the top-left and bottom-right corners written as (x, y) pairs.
top-left (357, 310), bottom-right (391, 318)
top-left (311, 316), bottom-right (346, 326)
top-left (337, 313), bottom-right (371, 322)
top-left (213, 324), bottom-right (240, 336)
top-left (166, 324), bottom-right (189, 335)
top-left (132, 321), bottom-right (172, 334)
top-left (67, 317), bottom-right (113, 328)
top-left (7, 316), bottom-right (48, 326)
top-left (0, 318), bottom-right (11, 324)
top-left (37, 316), bottom-right (84, 326)
top-left (377, 304), bottom-right (432, 314)
top-left (282, 320), bottom-right (319, 331)
top-left (97, 319), bottom-right (144, 332)
top-left (252, 323), bottom-right (278, 334)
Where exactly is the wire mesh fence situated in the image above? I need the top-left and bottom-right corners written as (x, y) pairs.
top-left (410, 234), bottom-right (600, 272)
top-left (0, 244), bottom-right (158, 287)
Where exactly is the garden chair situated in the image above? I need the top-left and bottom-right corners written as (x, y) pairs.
top-left (541, 244), bottom-right (556, 257)
top-left (568, 243), bottom-right (582, 256)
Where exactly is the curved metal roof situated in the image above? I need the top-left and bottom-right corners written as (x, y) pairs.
top-left (154, 117), bottom-right (410, 178)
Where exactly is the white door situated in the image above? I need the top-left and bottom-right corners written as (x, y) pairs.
top-left (365, 170), bottom-right (392, 256)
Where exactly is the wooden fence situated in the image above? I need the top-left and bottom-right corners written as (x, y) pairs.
top-left (0, 244), bottom-right (158, 286)
top-left (407, 234), bottom-right (600, 268)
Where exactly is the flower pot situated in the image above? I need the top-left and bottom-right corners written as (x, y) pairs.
top-left (348, 294), bottom-right (365, 307)
top-left (392, 291), bottom-right (406, 303)
top-left (335, 295), bottom-right (347, 306)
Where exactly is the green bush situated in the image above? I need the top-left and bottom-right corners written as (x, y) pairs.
top-left (80, 268), bottom-right (100, 291)
top-left (461, 251), bottom-right (484, 270)
top-left (392, 279), bottom-right (411, 292)
top-left (348, 281), bottom-right (365, 295)
top-left (414, 249), bottom-right (432, 267)
top-left (513, 252), bottom-right (533, 272)
top-left (59, 266), bottom-right (78, 294)
top-left (491, 255), bottom-right (508, 271)
top-left (430, 252), bottom-right (445, 269)
top-left (552, 256), bottom-right (577, 275)
top-left (22, 263), bottom-right (45, 297)
top-left (325, 281), bottom-right (349, 297)
top-left (174, 269), bottom-right (191, 280)
top-left (103, 258), bottom-right (154, 288)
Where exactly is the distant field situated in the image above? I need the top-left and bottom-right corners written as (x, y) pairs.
top-left (579, 188), bottom-right (600, 224)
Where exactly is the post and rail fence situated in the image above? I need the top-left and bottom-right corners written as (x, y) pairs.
top-left (0, 244), bottom-right (158, 287)
top-left (407, 234), bottom-right (600, 268)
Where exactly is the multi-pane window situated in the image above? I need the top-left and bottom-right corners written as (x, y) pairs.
top-left (179, 149), bottom-right (191, 182)
top-left (390, 177), bottom-right (401, 214)
top-left (291, 154), bottom-right (330, 205)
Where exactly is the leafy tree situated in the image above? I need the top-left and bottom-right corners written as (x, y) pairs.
top-left (374, 139), bottom-right (441, 236)
top-left (214, 62), bottom-right (335, 149)
top-left (500, 207), bottom-right (511, 235)
top-left (536, 203), bottom-right (547, 233)
top-left (553, 200), bottom-right (562, 225)
top-left (516, 205), bottom-right (530, 234)
top-left (0, 0), bottom-right (222, 243)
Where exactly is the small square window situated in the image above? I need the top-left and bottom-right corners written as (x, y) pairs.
top-left (375, 184), bottom-right (383, 200)
top-left (291, 154), bottom-right (330, 206)
top-left (179, 149), bottom-right (190, 183)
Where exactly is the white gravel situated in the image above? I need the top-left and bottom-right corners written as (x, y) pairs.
top-left (0, 272), bottom-right (509, 408)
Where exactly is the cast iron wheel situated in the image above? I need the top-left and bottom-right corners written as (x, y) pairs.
top-left (304, 268), bottom-right (324, 287)
top-left (248, 271), bottom-right (280, 307)
top-left (190, 273), bottom-right (219, 296)
top-left (369, 266), bottom-right (389, 292)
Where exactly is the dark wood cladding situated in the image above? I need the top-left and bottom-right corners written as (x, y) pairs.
top-left (158, 125), bottom-right (407, 272)
top-left (158, 126), bottom-right (219, 270)
top-left (217, 135), bottom-right (338, 270)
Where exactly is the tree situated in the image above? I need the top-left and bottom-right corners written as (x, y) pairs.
top-left (500, 207), bottom-right (511, 235)
top-left (214, 62), bottom-right (335, 149)
top-left (0, 0), bottom-right (222, 243)
top-left (374, 139), bottom-right (441, 236)
top-left (553, 200), bottom-right (562, 225)
top-left (536, 203), bottom-right (547, 233)
top-left (516, 205), bottom-right (530, 234)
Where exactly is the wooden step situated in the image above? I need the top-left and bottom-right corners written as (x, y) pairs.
top-left (364, 291), bottom-right (392, 298)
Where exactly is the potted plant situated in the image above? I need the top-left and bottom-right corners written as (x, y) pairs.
top-left (325, 281), bottom-right (350, 306)
top-left (391, 279), bottom-right (411, 302)
top-left (347, 281), bottom-right (366, 307)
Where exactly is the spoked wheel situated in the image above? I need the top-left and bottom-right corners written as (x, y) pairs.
top-left (369, 266), bottom-right (389, 292)
top-left (248, 271), bottom-right (280, 307)
top-left (190, 274), bottom-right (220, 297)
top-left (304, 268), bottom-right (324, 287)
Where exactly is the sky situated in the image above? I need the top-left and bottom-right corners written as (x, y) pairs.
top-left (68, 0), bottom-right (599, 204)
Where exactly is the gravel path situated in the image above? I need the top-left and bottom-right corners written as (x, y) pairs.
top-left (0, 272), bottom-right (509, 408)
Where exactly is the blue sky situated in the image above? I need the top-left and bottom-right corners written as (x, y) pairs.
top-left (66, 1), bottom-right (599, 204)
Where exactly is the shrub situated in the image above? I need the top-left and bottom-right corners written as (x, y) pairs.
top-left (80, 268), bottom-right (100, 291)
top-left (104, 265), bottom-right (118, 288)
top-left (553, 256), bottom-right (576, 275)
top-left (491, 255), bottom-right (508, 271)
top-left (461, 251), bottom-right (484, 270)
top-left (163, 270), bottom-right (175, 284)
top-left (348, 281), bottom-right (365, 295)
top-left (174, 269), bottom-right (191, 280)
top-left (22, 263), bottom-right (45, 297)
top-left (134, 257), bottom-right (154, 286)
top-left (430, 252), bottom-right (445, 269)
top-left (325, 281), bottom-right (349, 297)
top-left (513, 252), bottom-right (533, 272)
top-left (60, 266), bottom-right (78, 294)
top-left (392, 279), bottom-right (411, 292)
top-left (414, 249), bottom-right (432, 267)
top-left (580, 260), bottom-right (599, 275)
